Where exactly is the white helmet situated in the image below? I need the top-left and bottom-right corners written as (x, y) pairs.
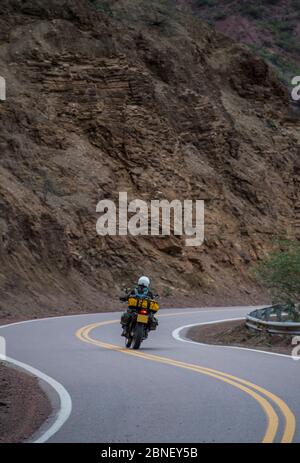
top-left (138, 276), bottom-right (150, 288)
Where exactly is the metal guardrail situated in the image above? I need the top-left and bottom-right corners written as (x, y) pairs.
top-left (246, 305), bottom-right (300, 335)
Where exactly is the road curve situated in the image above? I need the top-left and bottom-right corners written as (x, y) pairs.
top-left (0, 306), bottom-right (299, 443)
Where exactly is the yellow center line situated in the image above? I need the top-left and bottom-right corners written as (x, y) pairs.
top-left (75, 317), bottom-right (296, 443)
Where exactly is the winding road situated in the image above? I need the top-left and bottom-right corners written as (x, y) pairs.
top-left (0, 306), bottom-right (299, 443)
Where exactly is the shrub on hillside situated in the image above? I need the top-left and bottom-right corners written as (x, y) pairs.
top-left (253, 239), bottom-right (300, 306)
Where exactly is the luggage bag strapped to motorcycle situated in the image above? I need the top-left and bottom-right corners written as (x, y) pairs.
top-left (149, 316), bottom-right (159, 331)
top-left (121, 312), bottom-right (131, 325)
top-left (127, 296), bottom-right (159, 312)
top-left (149, 300), bottom-right (159, 312)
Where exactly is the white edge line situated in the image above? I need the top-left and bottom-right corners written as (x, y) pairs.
top-left (172, 318), bottom-right (296, 360)
top-left (0, 356), bottom-right (72, 444)
top-left (0, 354), bottom-right (72, 443)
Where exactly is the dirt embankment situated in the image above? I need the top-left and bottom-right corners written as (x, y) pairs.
top-left (0, 362), bottom-right (51, 443)
top-left (187, 319), bottom-right (294, 355)
top-left (0, 0), bottom-right (299, 320)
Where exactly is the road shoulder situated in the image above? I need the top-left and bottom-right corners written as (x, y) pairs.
top-left (187, 319), bottom-right (293, 356)
top-left (0, 361), bottom-right (52, 443)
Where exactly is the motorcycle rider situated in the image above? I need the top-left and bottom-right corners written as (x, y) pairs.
top-left (120, 276), bottom-right (158, 337)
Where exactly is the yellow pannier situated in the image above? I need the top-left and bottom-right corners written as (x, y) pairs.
top-left (128, 297), bottom-right (159, 311)
top-left (128, 297), bottom-right (149, 308)
top-left (128, 296), bottom-right (138, 307)
top-left (150, 300), bottom-right (159, 312)
top-left (141, 299), bottom-right (148, 309)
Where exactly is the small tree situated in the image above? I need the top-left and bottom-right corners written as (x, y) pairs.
top-left (254, 239), bottom-right (300, 306)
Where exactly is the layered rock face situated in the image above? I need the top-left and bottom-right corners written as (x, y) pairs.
top-left (0, 0), bottom-right (299, 316)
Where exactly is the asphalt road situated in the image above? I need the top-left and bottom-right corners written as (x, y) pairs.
top-left (1, 306), bottom-right (299, 443)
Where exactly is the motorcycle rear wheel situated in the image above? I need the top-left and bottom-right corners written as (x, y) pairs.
top-left (132, 324), bottom-right (144, 350)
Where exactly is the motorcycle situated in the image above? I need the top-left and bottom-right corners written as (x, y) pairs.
top-left (121, 292), bottom-right (159, 350)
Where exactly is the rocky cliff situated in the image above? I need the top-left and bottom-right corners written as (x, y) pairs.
top-left (0, 0), bottom-right (299, 317)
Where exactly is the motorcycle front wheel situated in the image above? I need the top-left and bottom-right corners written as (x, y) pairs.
top-left (125, 335), bottom-right (133, 348)
top-left (124, 319), bottom-right (134, 348)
